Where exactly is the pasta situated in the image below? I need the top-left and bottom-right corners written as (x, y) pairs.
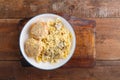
top-left (24, 18), bottom-right (72, 63)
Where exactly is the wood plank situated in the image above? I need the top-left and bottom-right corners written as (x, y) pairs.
top-left (0, 18), bottom-right (120, 61)
top-left (0, 0), bottom-right (50, 18)
top-left (0, 61), bottom-right (28, 80)
top-left (94, 18), bottom-right (120, 60)
top-left (96, 60), bottom-right (120, 66)
top-left (51, 0), bottom-right (120, 18)
top-left (1, 0), bottom-right (120, 18)
top-left (69, 16), bottom-right (96, 67)
top-left (19, 66), bottom-right (120, 80)
top-left (0, 19), bottom-right (21, 60)
top-left (0, 18), bottom-right (120, 60)
top-left (0, 61), bottom-right (120, 80)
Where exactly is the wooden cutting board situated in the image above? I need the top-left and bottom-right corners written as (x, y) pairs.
top-left (18, 14), bottom-right (96, 68)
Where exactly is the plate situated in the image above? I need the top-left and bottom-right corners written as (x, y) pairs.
top-left (19, 13), bottom-right (76, 70)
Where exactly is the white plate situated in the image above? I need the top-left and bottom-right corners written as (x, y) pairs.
top-left (19, 13), bottom-right (76, 70)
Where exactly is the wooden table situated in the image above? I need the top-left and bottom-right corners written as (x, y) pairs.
top-left (0, 0), bottom-right (120, 80)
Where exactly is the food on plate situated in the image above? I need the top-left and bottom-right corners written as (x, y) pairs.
top-left (30, 22), bottom-right (48, 40)
top-left (24, 38), bottom-right (43, 57)
top-left (24, 18), bottom-right (72, 63)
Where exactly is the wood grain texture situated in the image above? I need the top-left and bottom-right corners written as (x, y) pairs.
top-left (0, 19), bottom-right (21, 60)
top-left (95, 18), bottom-right (120, 60)
top-left (68, 16), bottom-right (96, 67)
top-left (0, 61), bottom-right (28, 80)
top-left (0, 0), bottom-right (50, 18)
top-left (0, 61), bottom-right (120, 80)
top-left (51, 0), bottom-right (120, 18)
top-left (1, 0), bottom-right (120, 18)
